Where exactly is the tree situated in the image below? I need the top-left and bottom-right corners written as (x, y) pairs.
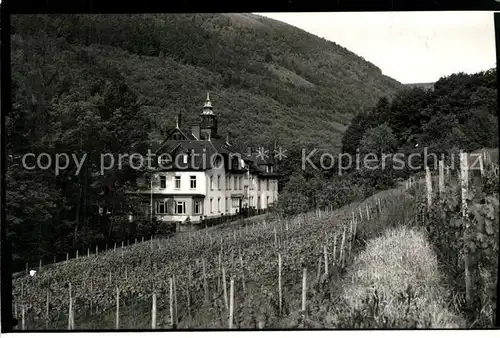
top-left (359, 123), bottom-right (398, 155)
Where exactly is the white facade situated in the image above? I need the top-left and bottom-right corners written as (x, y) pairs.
top-left (143, 165), bottom-right (278, 224)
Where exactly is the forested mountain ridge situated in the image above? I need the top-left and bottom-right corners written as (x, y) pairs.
top-left (342, 69), bottom-right (497, 160)
top-left (11, 13), bottom-right (403, 152)
top-left (406, 82), bottom-right (435, 90)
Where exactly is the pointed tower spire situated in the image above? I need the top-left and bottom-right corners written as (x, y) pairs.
top-left (201, 91), bottom-right (214, 115)
top-left (204, 92), bottom-right (212, 109)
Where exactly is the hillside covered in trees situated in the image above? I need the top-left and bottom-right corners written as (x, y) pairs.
top-left (11, 13), bottom-right (403, 152)
top-left (7, 14), bottom-right (402, 270)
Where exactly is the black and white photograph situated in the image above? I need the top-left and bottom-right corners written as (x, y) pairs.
top-left (2, 10), bottom-right (499, 331)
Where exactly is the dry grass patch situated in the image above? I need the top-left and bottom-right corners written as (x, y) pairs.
top-left (342, 226), bottom-right (465, 328)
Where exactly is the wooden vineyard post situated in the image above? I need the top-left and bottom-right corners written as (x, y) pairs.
top-left (68, 282), bottom-right (74, 330)
top-left (339, 224), bottom-right (346, 268)
top-left (301, 268), bottom-right (307, 312)
top-left (174, 276), bottom-right (178, 327)
top-left (348, 220), bottom-right (354, 258)
top-left (46, 289), bottom-right (50, 329)
top-left (366, 204), bottom-right (370, 221)
top-left (202, 258), bottom-right (209, 302)
top-left (425, 166), bottom-right (433, 207)
top-left (239, 251), bottom-right (246, 294)
top-left (332, 233), bottom-right (337, 264)
top-left (114, 243), bottom-right (116, 252)
top-left (21, 305), bottom-right (25, 330)
top-left (217, 253), bottom-right (221, 292)
top-left (169, 277), bottom-right (174, 328)
top-left (222, 266), bottom-right (229, 311)
top-left (87, 248), bottom-right (90, 258)
top-left (278, 253), bottom-right (282, 316)
top-left (459, 151), bottom-right (472, 308)
top-left (115, 288), bottom-right (120, 329)
top-left (323, 245), bottom-right (328, 275)
top-left (96, 245), bottom-right (98, 256)
top-left (228, 278), bottom-right (234, 329)
top-left (151, 293), bottom-right (157, 329)
top-left (460, 151), bottom-right (469, 217)
top-left (438, 160), bottom-right (445, 196)
top-left (186, 287), bottom-right (191, 328)
top-left (316, 255), bottom-right (322, 280)
top-left (66, 253), bottom-right (69, 264)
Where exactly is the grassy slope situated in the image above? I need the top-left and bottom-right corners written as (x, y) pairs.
top-left (12, 13), bottom-right (403, 151)
top-left (342, 227), bottom-right (464, 328)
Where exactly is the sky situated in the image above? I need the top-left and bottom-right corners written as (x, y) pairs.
top-left (255, 12), bottom-right (496, 84)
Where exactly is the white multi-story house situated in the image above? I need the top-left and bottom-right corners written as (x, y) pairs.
top-left (131, 93), bottom-right (280, 224)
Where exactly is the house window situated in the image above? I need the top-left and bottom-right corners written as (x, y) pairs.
top-left (156, 201), bottom-right (166, 214)
top-left (250, 196), bottom-right (254, 207)
top-left (225, 197), bottom-right (228, 212)
top-left (210, 175), bottom-right (214, 190)
top-left (217, 197), bottom-right (221, 213)
top-left (266, 165), bottom-right (269, 173)
top-left (232, 198), bottom-right (240, 208)
top-left (210, 198), bottom-right (213, 213)
top-left (183, 154), bottom-right (188, 164)
top-left (266, 179), bottom-right (269, 191)
top-left (266, 196), bottom-right (269, 206)
top-left (270, 166), bottom-right (273, 173)
top-left (176, 201), bottom-right (186, 214)
top-left (217, 175), bottom-right (221, 190)
top-left (258, 196), bottom-right (261, 209)
top-left (160, 175), bottom-right (167, 189)
top-left (175, 176), bottom-right (181, 189)
top-left (226, 175), bottom-right (230, 190)
top-left (258, 179), bottom-right (261, 191)
top-left (194, 201), bottom-right (202, 214)
top-left (234, 176), bottom-right (237, 190)
top-left (190, 176), bottom-right (196, 189)
top-left (239, 177), bottom-right (242, 190)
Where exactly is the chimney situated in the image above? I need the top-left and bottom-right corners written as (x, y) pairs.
top-left (191, 124), bottom-right (200, 140)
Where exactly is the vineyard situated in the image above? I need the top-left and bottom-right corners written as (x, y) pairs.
top-left (11, 151), bottom-right (498, 329)
top-left (12, 183), bottom-right (422, 329)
